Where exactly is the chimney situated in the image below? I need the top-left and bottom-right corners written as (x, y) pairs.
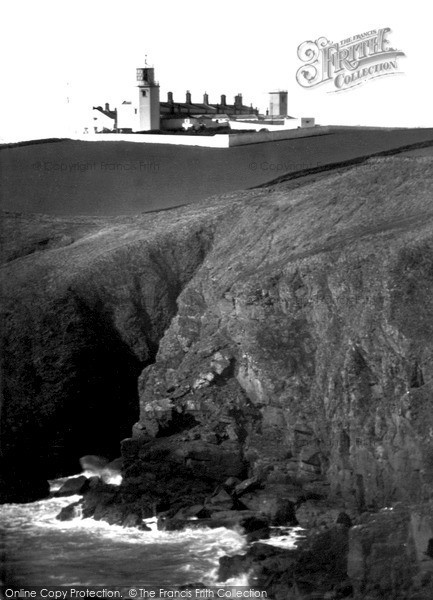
top-left (167, 91), bottom-right (173, 104)
top-left (220, 94), bottom-right (226, 106)
top-left (234, 94), bottom-right (243, 109)
top-left (186, 90), bottom-right (192, 103)
top-left (105, 102), bottom-right (110, 111)
top-left (203, 92), bottom-right (209, 104)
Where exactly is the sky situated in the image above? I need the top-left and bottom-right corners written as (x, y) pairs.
top-left (1, 0), bottom-right (432, 141)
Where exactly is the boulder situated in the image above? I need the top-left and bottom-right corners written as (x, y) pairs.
top-left (122, 513), bottom-right (142, 528)
top-left (81, 480), bottom-right (119, 519)
top-left (56, 501), bottom-right (82, 521)
top-left (222, 476), bottom-right (241, 492)
top-left (233, 477), bottom-right (261, 497)
top-left (209, 510), bottom-right (270, 539)
top-left (295, 500), bottom-right (346, 529)
top-left (205, 488), bottom-right (234, 510)
top-left (93, 504), bottom-right (126, 526)
top-left (55, 475), bottom-right (89, 496)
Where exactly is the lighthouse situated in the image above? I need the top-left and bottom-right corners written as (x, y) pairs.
top-left (136, 65), bottom-right (160, 131)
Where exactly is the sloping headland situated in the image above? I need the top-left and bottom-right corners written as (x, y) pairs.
top-left (1, 127), bottom-right (433, 215)
top-left (2, 147), bottom-right (433, 597)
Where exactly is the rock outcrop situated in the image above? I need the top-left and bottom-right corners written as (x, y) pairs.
top-left (125, 157), bottom-right (433, 512)
top-left (2, 156), bottom-right (433, 596)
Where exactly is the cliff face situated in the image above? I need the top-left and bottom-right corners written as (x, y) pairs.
top-left (2, 155), bottom-right (433, 594)
top-left (2, 157), bottom-right (433, 505)
top-left (127, 157), bottom-right (433, 511)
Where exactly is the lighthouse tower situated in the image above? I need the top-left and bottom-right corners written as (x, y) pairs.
top-left (136, 65), bottom-right (160, 131)
top-left (269, 91), bottom-right (288, 117)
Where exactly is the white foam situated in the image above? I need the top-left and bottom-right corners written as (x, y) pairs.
top-left (265, 526), bottom-right (306, 549)
top-left (1, 473), bottom-right (301, 587)
top-left (143, 516), bottom-right (159, 532)
top-left (103, 473), bottom-right (123, 485)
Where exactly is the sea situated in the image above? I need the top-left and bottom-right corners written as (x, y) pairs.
top-left (0, 475), bottom-right (301, 594)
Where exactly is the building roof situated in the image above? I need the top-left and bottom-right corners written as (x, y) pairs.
top-left (262, 116), bottom-right (296, 122)
top-left (160, 100), bottom-right (258, 117)
top-left (230, 114), bottom-right (261, 121)
top-left (191, 114), bottom-right (230, 120)
top-left (93, 106), bottom-right (117, 120)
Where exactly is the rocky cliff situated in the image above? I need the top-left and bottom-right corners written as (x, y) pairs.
top-left (2, 156), bottom-right (433, 596)
top-left (0, 207), bottom-right (216, 498)
top-left (128, 156), bottom-right (433, 510)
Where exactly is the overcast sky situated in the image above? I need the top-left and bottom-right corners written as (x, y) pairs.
top-left (1, 0), bottom-right (432, 141)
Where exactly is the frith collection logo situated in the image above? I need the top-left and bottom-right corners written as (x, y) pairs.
top-left (296, 28), bottom-right (405, 92)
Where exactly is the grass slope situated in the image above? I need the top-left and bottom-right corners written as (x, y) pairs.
top-left (1, 128), bottom-right (433, 216)
top-left (2, 155), bottom-right (432, 278)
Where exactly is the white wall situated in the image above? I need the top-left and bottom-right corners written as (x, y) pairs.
top-left (73, 126), bottom-right (329, 147)
top-left (73, 133), bottom-right (230, 147)
top-left (93, 110), bottom-right (115, 132)
top-left (117, 103), bottom-right (138, 131)
top-left (229, 118), bottom-right (302, 131)
top-left (82, 109), bottom-right (115, 134)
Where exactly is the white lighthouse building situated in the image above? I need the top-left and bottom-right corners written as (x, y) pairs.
top-left (102, 62), bottom-right (261, 133)
top-left (136, 66), bottom-right (160, 131)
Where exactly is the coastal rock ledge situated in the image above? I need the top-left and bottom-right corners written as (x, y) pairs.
top-left (2, 156), bottom-right (433, 597)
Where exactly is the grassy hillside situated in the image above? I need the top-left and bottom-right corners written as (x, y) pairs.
top-left (1, 127), bottom-right (433, 216)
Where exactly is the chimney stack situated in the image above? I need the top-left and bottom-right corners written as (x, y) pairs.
top-left (220, 94), bottom-right (226, 106)
top-left (203, 92), bottom-right (209, 104)
top-left (186, 90), bottom-right (192, 103)
top-left (234, 94), bottom-right (243, 109)
top-left (105, 102), bottom-right (110, 111)
top-left (167, 91), bottom-right (173, 104)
